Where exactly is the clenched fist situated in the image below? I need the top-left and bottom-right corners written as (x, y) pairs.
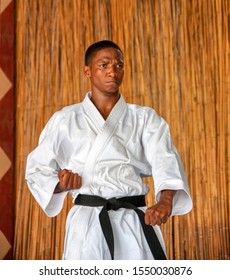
top-left (144, 190), bottom-right (176, 226)
top-left (54, 169), bottom-right (82, 193)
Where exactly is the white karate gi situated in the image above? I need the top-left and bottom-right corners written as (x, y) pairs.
top-left (25, 93), bottom-right (193, 260)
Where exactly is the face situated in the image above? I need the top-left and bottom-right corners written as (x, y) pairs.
top-left (84, 47), bottom-right (124, 96)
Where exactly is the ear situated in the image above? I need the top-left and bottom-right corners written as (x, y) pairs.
top-left (84, 66), bottom-right (91, 78)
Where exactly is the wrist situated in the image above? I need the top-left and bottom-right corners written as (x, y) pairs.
top-left (159, 190), bottom-right (176, 203)
top-left (54, 182), bottom-right (64, 193)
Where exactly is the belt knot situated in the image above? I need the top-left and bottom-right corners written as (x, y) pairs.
top-left (107, 197), bottom-right (121, 210)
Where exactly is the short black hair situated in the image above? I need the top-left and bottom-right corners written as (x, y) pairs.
top-left (85, 40), bottom-right (123, 66)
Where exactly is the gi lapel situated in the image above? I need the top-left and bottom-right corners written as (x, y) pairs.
top-left (81, 93), bottom-right (127, 187)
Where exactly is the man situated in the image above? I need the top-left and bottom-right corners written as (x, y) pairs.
top-left (25, 40), bottom-right (193, 260)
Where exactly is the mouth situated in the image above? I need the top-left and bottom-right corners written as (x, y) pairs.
top-left (106, 80), bottom-right (119, 85)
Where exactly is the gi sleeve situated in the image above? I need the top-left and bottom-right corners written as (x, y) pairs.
top-left (25, 111), bottom-right (68, 217)
top-left (142, 108), bottom-right (193, 216)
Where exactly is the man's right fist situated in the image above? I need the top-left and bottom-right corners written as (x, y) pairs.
top-left (55, 169), bottom-right (82, 193)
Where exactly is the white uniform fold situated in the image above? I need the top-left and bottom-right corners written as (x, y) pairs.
top-left (25, 92), bottom-right (193, 259)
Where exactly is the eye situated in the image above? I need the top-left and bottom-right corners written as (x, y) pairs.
top-left (99, 63), bottom-right (108, 68)
top-left (116, 63), bottom-right (124, 69)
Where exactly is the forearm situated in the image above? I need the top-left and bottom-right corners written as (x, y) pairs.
top-left (159, 189), bottom-right (176, 204)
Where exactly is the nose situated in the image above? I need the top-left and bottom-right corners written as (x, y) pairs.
top-left (107, 65), bottom-right (117, 77)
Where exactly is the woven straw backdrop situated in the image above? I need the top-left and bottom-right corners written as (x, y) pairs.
top-left (14, 0), bottom-right (229, 259)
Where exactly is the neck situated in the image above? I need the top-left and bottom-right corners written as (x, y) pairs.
top-left (90, 92), bottom-right (120, 119)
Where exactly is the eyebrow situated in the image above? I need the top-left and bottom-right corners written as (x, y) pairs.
top-left (96, 57), bottom-right (124, 63)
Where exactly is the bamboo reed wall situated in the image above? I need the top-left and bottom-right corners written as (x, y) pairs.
top-left (14, 0), bottom-right (229, 260)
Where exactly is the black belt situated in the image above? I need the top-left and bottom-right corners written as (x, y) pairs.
top-left (74, 194), bottom-right (167, 260)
